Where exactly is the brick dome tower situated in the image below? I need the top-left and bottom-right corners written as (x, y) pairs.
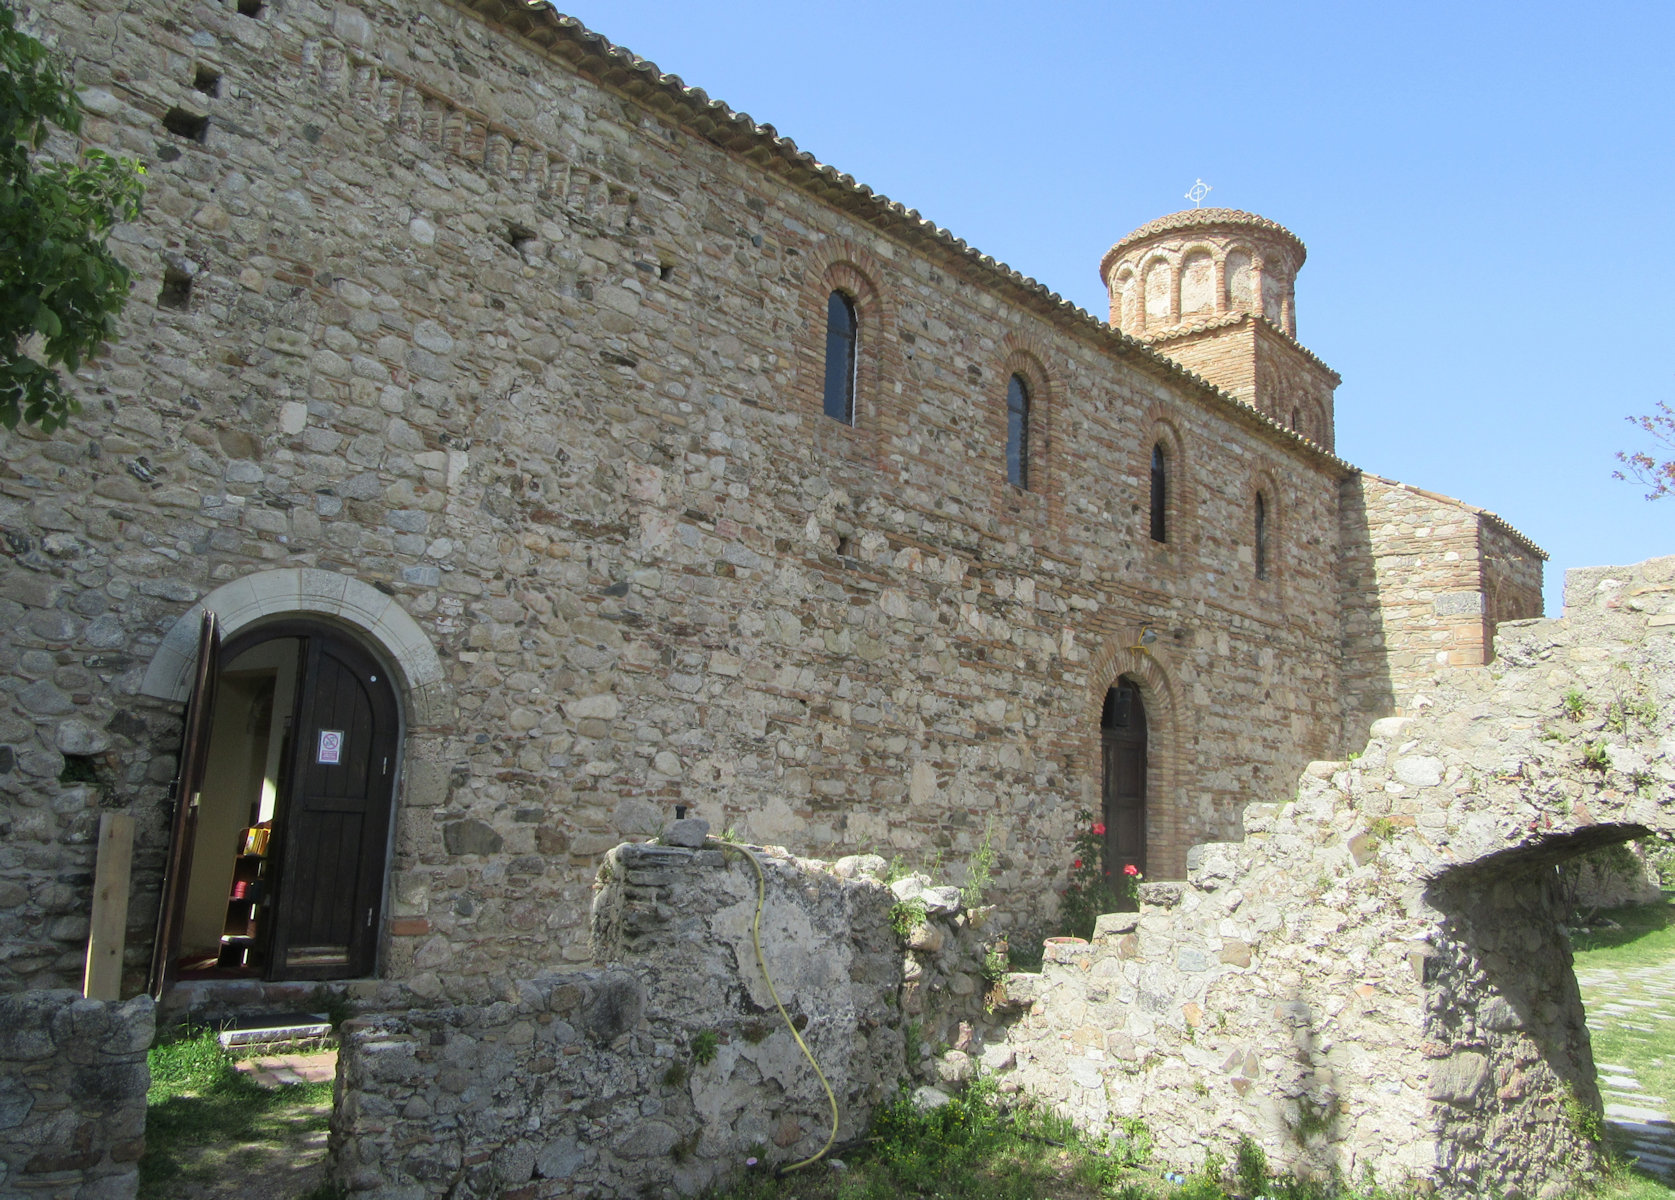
top-left (1099, 208), bottom-right (1339, 450)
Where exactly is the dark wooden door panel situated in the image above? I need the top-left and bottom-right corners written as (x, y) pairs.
top-left (1100, 683), bottom-right (1148, 887)
top-left (149, 611), bottom-right (220, 998)
top-left (268, 632), bottom-right (397, 980)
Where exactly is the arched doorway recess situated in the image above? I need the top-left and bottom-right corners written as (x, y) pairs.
top-left (1101, 677), bottom-right (1148, 882)
top-left (140, 569), bottom-right (447, 994)
top-left (159, 621), bottom-right (400, 984)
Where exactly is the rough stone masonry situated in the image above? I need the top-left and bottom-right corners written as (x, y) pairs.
top-left (331, 557), bottom-right (1674, 1200)
top-left (2, 0), bottom-right (1541, 1003)
top-left (989, 557), bottom-right (1675, 1198)
top-left (330, 835), bottom-right (1005, 1198)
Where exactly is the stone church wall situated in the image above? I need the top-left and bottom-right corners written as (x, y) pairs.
top-left (1338, 473), bottom-right (1545, 734)
top-left (3, 0), bottom-right (1358, 994)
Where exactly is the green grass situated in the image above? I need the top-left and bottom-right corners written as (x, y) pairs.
top-left (699, 1078), bottom-right (1421, 1200)
top-left (1572, 896), bottom-right (1675, 959)
top-left (1575, 897), bottom-right (1675, 1200)
top-left (141, 1028), bottom-right (334, 1199)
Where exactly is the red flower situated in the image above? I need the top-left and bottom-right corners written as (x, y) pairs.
top-left (1072, 859), bottom-right (1082, 869)
top-left (1091, 822), bottom-right (1106, 836)
top-left (1123, 864), bottom-right (1139, 876)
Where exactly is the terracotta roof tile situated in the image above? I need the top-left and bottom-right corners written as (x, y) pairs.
top-left (1142, 311), bottom-right (1343, 383)
top-left (1104, 208), bottom-right (1307, 264)
top-left (1361, 474), bottom-right (1547, 560)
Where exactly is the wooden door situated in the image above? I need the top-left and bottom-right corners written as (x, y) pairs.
top-left (1100, 682), bottom-right (1147, 886)
top-left (266, 632), bottom-right (398, 980)
top-left (148, 612), bottom-right (220, 998)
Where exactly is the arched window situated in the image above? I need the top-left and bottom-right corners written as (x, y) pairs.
top-left (822, 290), bottom-right (857, 424)
top-left (1005, 374), bottom-right (1030, 489)
top-left (1149, 444), bottom-right (1167, 543)
top-left (1255, 493), bottom-right (1268, 579)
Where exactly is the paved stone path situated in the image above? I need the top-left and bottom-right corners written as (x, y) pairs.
top-left (1576, 959), bottom-right (1675, 1184)
top-left (232, 1048), bottom-right (337, 1089)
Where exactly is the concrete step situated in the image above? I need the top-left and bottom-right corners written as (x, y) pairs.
top-left (217, 1011), bottom-right (335, 1054)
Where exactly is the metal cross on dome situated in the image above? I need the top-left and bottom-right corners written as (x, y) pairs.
top-left (1185, 179), bottom-right (1212, 208)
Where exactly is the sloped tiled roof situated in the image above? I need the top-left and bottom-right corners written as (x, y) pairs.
top-left (1143, 312), bottom-right (1343, 384)
top-left (1361, 475), bottom-right (1547, 559)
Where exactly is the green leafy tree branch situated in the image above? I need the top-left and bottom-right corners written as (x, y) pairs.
top-left (1, 0), bottom-right (144, 431)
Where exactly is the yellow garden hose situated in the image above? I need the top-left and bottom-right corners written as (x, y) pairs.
top-left (728, 840), bottom-right (840, 1174)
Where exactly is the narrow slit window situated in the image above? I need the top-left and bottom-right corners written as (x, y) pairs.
top-left (1149, 443), bottom-right (1167, 543)
top-left (1255, 493), bottom-right (1268, 579)
top-left (1006, 374), bottom-right (1030, 489)
top-left (822, 290), bottom-right (857, 424)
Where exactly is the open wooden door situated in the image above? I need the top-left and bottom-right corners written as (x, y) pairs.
top-left (148, 611), bottom-right (220, 998)
top-left (265, 633), bottom-right (398, 980)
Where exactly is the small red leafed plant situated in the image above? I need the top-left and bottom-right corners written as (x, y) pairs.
top-left (1058, 809), bottom-right (1142, 941)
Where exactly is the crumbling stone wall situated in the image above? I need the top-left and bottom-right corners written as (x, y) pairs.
top-left (989, 556), bottom-right (1675, 1197)
top-left (331, 835), bottom-right (1002, 1197)
top-left (1563, 841), bottom-right (1663, 911)
top-left (0, 990), bottom-right (153, 1200)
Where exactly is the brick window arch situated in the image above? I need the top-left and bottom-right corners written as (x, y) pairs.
top-left (1139, 415), bottom-right (1190, 552)
top-left (1248, 471), bottom-right (1283, 589)
top-left (1150, 443), bottom-right (1168, 543)
top-left (798, 248), bottom-right (889, 444)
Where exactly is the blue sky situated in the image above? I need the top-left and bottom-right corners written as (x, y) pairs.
top-left (576, 2), bottom-right (1673, 613)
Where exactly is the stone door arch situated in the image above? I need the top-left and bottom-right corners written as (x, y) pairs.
top-left (139, 569), bottom-right (450, 988)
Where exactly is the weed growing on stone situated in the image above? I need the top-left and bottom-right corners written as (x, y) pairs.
top-left (1566, 688), bottom-right (1591, 720)
top-left (1291, 1094), bottom-right (1340, 1142)
top-left (1364, 817), bottom-right (1398, 848)
top-left (889, 897), bottom-right (927, 938)
top-left (1235, 1135), bottom-right (1268, 1195)
top-left (691, 1029), bottom-right (720, 1067)
top-left (981, 943), bottom-right (1010, 983)
top-left (1582, 740), bottom-right (1613, 771)
top-left (1567, 1092), bottom-right (1608, 1144)
top-left (962, 817), bottom-right (998, 908)
top-left (142, 1027), bottom-right (333, 1199)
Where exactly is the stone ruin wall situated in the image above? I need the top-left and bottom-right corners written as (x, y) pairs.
top-left (988, 555), bottom-right (1675, 1198)
top-left (331, 837), bottom-right (1006, 1198)
top-left (1339, 473), bottom-right (1546, 730)
top-left (4, 0), bottom-right (1357, 995)
top-left (0, 990), bottom-right (154, 1200)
